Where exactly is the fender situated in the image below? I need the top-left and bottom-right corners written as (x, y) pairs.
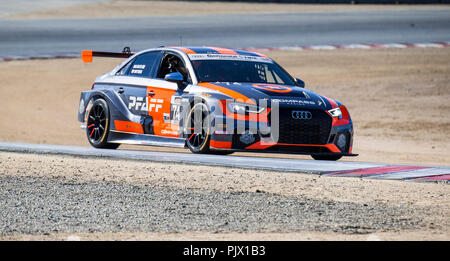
top-left (78, 89), bottom-right (137, 124)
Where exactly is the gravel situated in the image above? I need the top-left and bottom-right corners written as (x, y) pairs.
top-left (0, 175), bottom-right (428, 236)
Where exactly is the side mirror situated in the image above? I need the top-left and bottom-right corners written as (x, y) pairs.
top-left (295, 78), bottom-right (305, 88)
top-left (164, 72), bottom-right (184, 88)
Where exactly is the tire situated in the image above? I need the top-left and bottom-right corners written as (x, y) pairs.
top-left (184, 102), bottom-right (211, 154)
top-left (311, 154), bottom-right (342, 161)
top-left (86, 98), bottom-right (120, 149)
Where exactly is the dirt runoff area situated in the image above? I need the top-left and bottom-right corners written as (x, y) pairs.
top-left (0, 47), bottom-right (449, 166)
top-left (0, 152), bottom-right (448, 241)
top-left (7, 0), bottom-right (447, 19)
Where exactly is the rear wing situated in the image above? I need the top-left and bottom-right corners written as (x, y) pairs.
top-left (81, 47), bottom-right (134, 63)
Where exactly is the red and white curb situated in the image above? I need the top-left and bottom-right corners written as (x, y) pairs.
top-left (244, 41), bottom-right (450, 52)
top-left (1, 42), bottom-right (449, 62)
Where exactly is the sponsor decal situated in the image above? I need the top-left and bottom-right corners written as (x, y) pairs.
top-left (252, 83), bottom-right (292, 93)
top-left (128, 96), bottom-right (163, 112)
top-left (163, 113), bottom-right (171, 122)
top-left (161, 129), bottom-right (178, 135)
top-left (271, 98), bottom-right (315, 105)
top-left (133, 64), bottom-right (146, 69)
top-left (130, 69), bottom-right (143, 74)
top-left (130, 64), bottom-right (146, 74)
top-left (149, 98), bottom-right (164, 112)
top-left (188, 53), bottom-right (272, 63)
top-left (114, 120), bottom-right (144, 134)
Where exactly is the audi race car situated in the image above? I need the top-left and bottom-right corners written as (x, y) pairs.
top-left (78, 46), bottom-right (357, 160)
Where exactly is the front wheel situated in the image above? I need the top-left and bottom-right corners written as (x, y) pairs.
top-left (86, 98), bottom-right (119, 149)
top-left (184, 103), bottom-right (211, 154)
top-left (311, 154), bottom-right (342, 161)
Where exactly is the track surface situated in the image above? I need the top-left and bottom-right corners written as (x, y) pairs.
top-left (1, 142), bottom-right (448, 182)
top-left (1, 9), bottom-right (450, 57)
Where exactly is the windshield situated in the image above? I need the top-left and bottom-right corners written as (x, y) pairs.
top-left (191, 60), bottom-right (296, 85)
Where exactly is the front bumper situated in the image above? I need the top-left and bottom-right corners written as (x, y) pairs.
top-left (209, 110), bottom-right (355, 156)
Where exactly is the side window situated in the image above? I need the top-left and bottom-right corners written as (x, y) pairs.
top-left (157, 53), bottom-right (191, 83)
top-left (116, 59), bottom-right (135, 76)
top-left (124, 51), bottom-right (162, 78)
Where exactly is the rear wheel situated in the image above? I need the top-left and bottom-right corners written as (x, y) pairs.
top-left (311, 154), bottom-right (342, 161)
top-left (86, 98), bottom-right (119, 149)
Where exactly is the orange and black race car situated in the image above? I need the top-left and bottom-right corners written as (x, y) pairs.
top-left (78, 46), bottom-right (356, 160)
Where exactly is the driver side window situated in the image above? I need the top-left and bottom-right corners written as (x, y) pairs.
top-left (157, 53), bottom-right (191, 83)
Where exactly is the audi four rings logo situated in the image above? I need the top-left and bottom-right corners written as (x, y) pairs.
top-left (291, 110), bottom-right (312, 120)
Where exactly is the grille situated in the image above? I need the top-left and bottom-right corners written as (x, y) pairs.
top-left (273, 108), bottom-right (332, 145)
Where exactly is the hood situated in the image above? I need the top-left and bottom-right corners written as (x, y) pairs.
top-left (198, 82), bottom-right (334, 110)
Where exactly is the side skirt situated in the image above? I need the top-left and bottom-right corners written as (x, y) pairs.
top-left (107, 130), bottom-right (186, 148)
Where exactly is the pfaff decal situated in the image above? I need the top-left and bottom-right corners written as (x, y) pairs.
top-left (149, 98), bottom-right (164, 112)
top-left (128, 96), bottom-right (163, 112)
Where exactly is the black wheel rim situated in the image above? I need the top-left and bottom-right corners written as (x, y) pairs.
top-left (186, 105), bottom-right (209, 150)
top-left (87, 104), bottom-right (106, 143)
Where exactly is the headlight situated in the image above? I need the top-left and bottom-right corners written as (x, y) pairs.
top-left (227, 102), bottom-right (265, 114)
top-left (328, 107), bottom-right (342, 119)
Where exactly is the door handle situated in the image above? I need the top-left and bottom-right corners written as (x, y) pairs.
top-left (147, 91), bottom-right (155, 96)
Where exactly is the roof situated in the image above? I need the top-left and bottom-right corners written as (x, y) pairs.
top-left (167, 46), bottom-right (268, 58)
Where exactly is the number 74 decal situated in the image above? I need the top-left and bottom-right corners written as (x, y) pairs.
top-left (128, 96), bottom-right (164, 112)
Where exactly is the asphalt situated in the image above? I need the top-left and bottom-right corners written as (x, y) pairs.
top-left (0, 142), bottom-right (382, 174)
top-left (0, 142), bottom-right (449, 183)
top-left (1, 9), bottom-right (449, 57)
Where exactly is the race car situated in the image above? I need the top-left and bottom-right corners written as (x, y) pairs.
top-left (78, 46), bottom-right (357, 161)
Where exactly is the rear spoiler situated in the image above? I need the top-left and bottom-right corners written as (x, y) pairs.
top-left (81, 47), bottom-right (134, 63)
